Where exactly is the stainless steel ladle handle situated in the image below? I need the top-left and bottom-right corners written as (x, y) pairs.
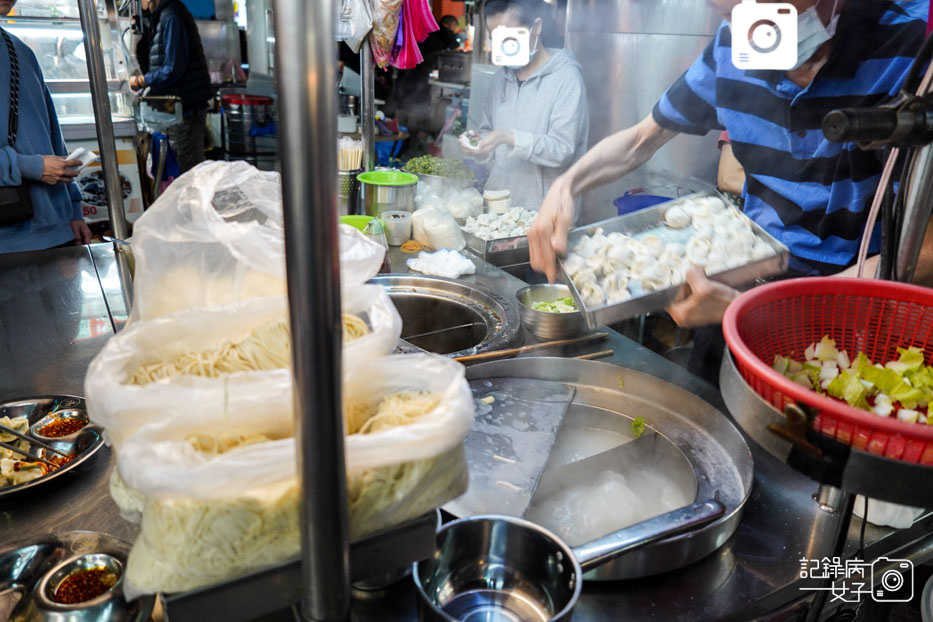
top-left (573, 499), bottom-right (726, 572)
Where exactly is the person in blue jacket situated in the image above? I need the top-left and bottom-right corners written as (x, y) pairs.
top-left (0, 0), bottom-right (90, 254)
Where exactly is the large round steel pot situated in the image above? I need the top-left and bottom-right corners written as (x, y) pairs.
top-left (414, 502), bottom-right (724, 621)
top-left (449, 357), bottom-right (754, 580)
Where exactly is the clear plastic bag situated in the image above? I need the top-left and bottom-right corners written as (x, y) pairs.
top-left (128, 161), bottom-right (384, 321)
top-left (114, 353), bottom-right (473, 597)
top-left (85, 288), bottom-right (400, 448)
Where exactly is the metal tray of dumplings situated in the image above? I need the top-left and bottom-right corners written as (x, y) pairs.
top-left (559, 190), bottom-right (789, 328)
top-left (0, 396), bottom-right (104, 499)
top-left (462, 229), bottom-right (530, 267)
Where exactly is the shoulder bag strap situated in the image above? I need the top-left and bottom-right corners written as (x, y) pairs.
top-left (1, 28), bottom-right (20, 146)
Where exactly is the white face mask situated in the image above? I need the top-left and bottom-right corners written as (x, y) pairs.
top-left (792, 0), bottom-right (840, 70)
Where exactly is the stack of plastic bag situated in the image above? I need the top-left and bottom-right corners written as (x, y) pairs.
top-left (85, 161), bottom-right (474, 597)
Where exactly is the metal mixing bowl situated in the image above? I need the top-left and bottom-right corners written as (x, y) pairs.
top-left (515, 284), bottom-right (587, 340)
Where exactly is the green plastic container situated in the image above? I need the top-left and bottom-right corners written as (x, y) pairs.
top-left (340, 215), bottom-right (383, 232)
top-left (356, 170), bottom-right (419, 186)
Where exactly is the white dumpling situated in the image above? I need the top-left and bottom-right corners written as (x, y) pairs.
top-left (605, 242), bottom-right (635, 270)
top-left (562, 254), bottom-right (587, 278)
top-left (640, 263), bottom-right (671, 291)
top-left (639, 234), bottom-right (665, 257)
top-left (752, 240), bottom-right (775, 260)
top-left (664, 206), bottom-right (691, 229)
top-left (1, 458), bottom-right (46, 485)
top-left (575, 236), bottom-right (598, 258)
top-left (706, 249), bottom-right (727, 273)
top-left (600, 272), bottom-right (631, 304)
top-left (663, 242), bottom-right (686, 259)
top-left (702, 196), bottom-right (727, 212)
top-left (574, 267), bottom-right (599, 285)
top-left (686, 236), bottom-right (712, 265)
top-left (579, 280), bottom-right (607, 307)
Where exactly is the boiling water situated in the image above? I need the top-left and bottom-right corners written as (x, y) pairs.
top-left (546, 425), bottom-right (630, 468)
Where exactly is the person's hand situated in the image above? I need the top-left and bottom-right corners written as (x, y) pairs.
top-left (40, 156), bottom-right (82, 185)
top-left (529, 175), bottom-right (575, 282)
top-left (70, 220), bottom-right (92, 245)
top-left (666, 266), bottom-right (740, 328)
top-left (474, 130), bottom-right (515, 156)
top-left (129, 74), bottom-right (146, 91)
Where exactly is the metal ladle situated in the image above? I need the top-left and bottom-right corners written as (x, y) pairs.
top-left (414, 500), bottom-right (725, 622)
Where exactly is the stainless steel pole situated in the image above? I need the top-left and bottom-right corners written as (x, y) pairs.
top-left (77, 0), bottom-right (129, 244)
top-left (273, 1), bottom-right (350, 621)
top-left (361, 40), bottom-right (376, 172)
top-left (895, 144), bottom-right (933, 283)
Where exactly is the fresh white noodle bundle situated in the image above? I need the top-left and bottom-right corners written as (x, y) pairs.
top-left (128, 314), bottom-right (368, 385)
top-left (345, 391), bottom-right (440, 435)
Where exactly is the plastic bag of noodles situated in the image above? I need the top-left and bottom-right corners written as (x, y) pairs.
top-left (114, 353), bottom-right (473, 597)
top-left (85, 286), bottom-right (401, 448)
top-left (128, 160), bottom-right (385, 321)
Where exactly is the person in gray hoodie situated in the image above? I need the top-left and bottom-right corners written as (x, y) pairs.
top-left (473, 0), bottom-right (588, 213)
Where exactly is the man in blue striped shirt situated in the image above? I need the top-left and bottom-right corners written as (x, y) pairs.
top-left (530, 0), bottom-right (932, 332)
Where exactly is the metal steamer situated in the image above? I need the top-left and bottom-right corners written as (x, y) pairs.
top-left (445, 358), bottom-right (754, 582)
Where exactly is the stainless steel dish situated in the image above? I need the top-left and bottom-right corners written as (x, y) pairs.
top-left (370, 275), bottom-right (521, 358)
top-left (0, 531), bottom-right (155, 622)
top-left (414, 502), bottom-right (724, 622)
top-left (461, 230), bottom-right (530, 267)
top-left (403, 170), bottom-right (478, 196)
top-left (0, 396), bottom-right (103, 499)
top-left (450, 358), bottom-right (754, 580)
top-left (515, 284), bottom-right (587, 340)
top-left (559, 190), bottom-right (790, 328)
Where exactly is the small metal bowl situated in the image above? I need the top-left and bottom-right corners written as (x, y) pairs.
top-left (30, 409), bottom-right (89, 441)
top-left (35, 553), bottom-right (127, 622)
top-left (516, 284), bottom-right (587, 340)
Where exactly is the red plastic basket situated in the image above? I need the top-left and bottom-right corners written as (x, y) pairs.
top-left (723, 277), bottom-right (933, 465)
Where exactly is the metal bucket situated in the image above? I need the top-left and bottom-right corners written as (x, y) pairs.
top-left (358, 171), bottom-right (419, 218)
top-left (221, 94), bottom-right (276, 163)
top-left (338, 169), bottom-right (361, 216)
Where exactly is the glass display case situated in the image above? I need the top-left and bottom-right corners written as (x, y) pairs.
top-left (1, 1), bottom-right (144, 225)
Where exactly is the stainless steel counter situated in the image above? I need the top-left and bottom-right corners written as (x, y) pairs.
top-left (0, 243), bottom-right (138, 547)
top-left (0, 243), bottom-right (930, 621)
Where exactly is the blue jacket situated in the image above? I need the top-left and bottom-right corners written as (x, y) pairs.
top-left (0, 28), bottom-right (83, 253)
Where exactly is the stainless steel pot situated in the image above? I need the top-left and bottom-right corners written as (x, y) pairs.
top-left (515, 284), bottom-right (587, 340)
top-left (359, 172), bottom-right (419, 218)
top-left (414, 501), bottom-right (724, 622)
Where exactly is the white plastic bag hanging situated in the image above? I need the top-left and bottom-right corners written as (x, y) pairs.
top-left (85, 288), bottom-right (400, 447)
top-left (337, 0), bottom-right (373, 53)
top-left (114, 353), bottom-right (473, 597)
top-left (128, 161), bottom-right (385, 321)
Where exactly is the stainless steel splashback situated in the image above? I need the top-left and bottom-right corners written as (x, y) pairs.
top-left (567, 0), bottom-right (723, 222)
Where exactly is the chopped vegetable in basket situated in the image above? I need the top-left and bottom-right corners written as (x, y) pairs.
top-left (405, 156), bottom-right (476, 181)
top-left (774, 336), bottom-right (933, 425)
top-left (531, 298), bottom-right (577, 313)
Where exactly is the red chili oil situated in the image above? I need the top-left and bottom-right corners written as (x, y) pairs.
top-left (37, 417), bottom-right (86, 438)
top-left (53, 567), bottom-right (118, 604)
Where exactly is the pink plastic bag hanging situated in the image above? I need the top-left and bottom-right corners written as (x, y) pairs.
top-left (408, 0), bottom-right (439, 43)
top-left (393, 0), bottom-right (423, 70)
top-left (369, 0), bottom-right (403, 68)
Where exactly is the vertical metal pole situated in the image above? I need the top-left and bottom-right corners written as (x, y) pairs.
top-left (361, 40), bottom-right (376, 172)
top-left (273, 1), bottom-right (350, 621)
top-left (77, 0), bottom-right (129, 243)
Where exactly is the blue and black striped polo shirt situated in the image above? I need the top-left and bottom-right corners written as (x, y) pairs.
top-left (652, 0), bottom-right (928, 275)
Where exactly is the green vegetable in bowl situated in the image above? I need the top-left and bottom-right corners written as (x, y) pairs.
top-left (405, 155), bottom-right (476, 181)
top-left (531, 297), bottom-right (577, 313)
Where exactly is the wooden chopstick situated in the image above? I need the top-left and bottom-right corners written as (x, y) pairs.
top-left (0, 440), bottom-right (58, 468)
top-left (454, 332), bottom-right (608, 363)
top-left (574, 349), bottom-right (614, 361)
top-left (0, 423), bottom-right (70, 458)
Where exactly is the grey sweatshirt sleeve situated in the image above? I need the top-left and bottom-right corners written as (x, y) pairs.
top-left (509, 68), bottom-right (588, 168)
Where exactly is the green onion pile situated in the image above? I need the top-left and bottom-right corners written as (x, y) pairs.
top-left (531, 298), bottom-right (577, 313)
top-left (405, 156), bottom-right (475, 181)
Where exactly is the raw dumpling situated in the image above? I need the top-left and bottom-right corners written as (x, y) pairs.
top-left (605, 242), bottom-right (635, 271)
top-left (601, 272), bottom-right (631, 303)
top-left (640, 264), bottom-right (671, 291)
top-left (664, 206), bottom-right (690, 229)
top-left (563, 253), bottom-right (587, 278)
top-left (579, 280), bottom-right (607, 307)
top-left (686, 236), bottom-right (712, 265)
top-left (639, 234), bottom-right (665, 257)
top-left (752, 240), bottom-right (775, 260)
top-left (575, 236), bottom-right (598, 258)
top-left (663, 242), bottom-right (686, 259)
